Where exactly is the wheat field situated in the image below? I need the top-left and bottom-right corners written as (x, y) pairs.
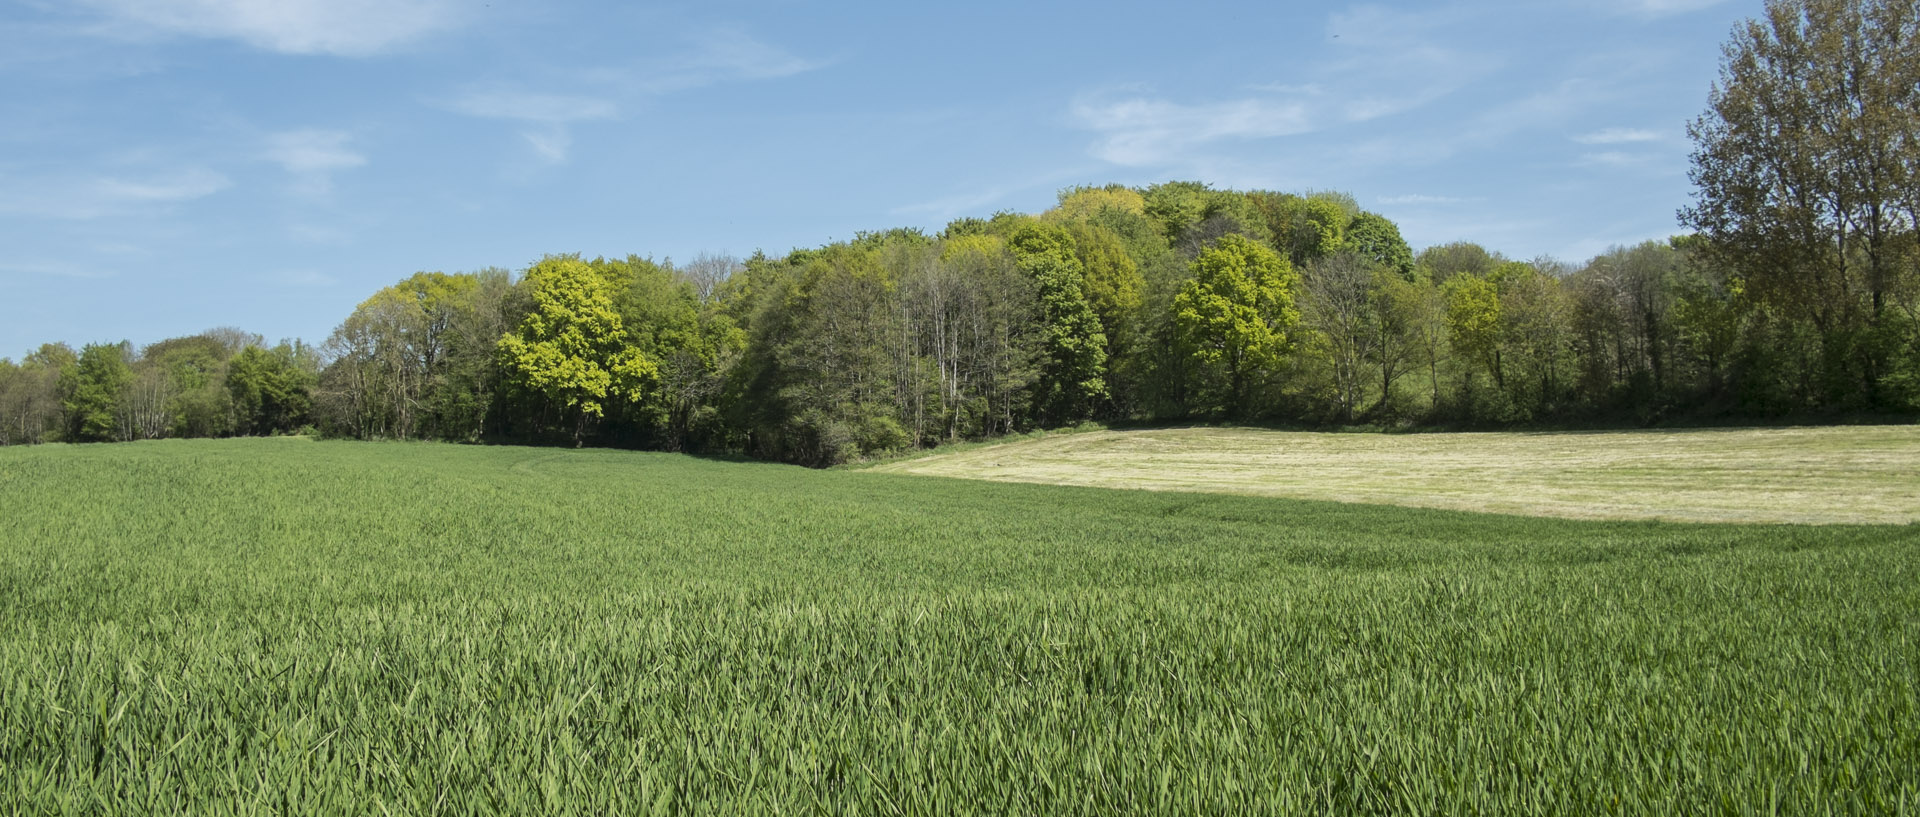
top-left (1, 438), bottom-right (1916, 813)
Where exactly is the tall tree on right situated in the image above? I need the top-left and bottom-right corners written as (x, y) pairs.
top-left (1680, 0), bottom-right (1920, 408)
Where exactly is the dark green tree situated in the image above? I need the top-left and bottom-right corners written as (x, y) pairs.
top-left (61, 342), bottom-right (132, 442)
top-left (1346, 211), bottom-right (1415, 279)
top-left (228, 343), bottom-right (315, 436)
top-left (1009, 223), bottom-right (1108, 425)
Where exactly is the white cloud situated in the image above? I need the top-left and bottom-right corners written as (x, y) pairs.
top-left (1072, 95), bottom-right (1314, 167)
top-left (76, 0), bottom-right (459, 56)
top-left (888, 167), bottom-right (1090, 221)
top-left (684, 28), bottom-right (824, 82)
top-left (1577, 151), bottom-right (1655, 167)
top-left (890, 187), bottom-right (1017, 219)
top-left (276, 269), bottom-right (336, 287)
top-left (437, 29), bottom-right (818, 165)
top-left (445, 91), bottom-right (618, 124)
top-left (444, 90), bottom-right (617, 164)
top-left (1072, 5), bottom-right (1495, 169)
top-left (0, 260), bottom-right (116, 280)
top-left (1614, 0), bottom-right (1729, 18)
top-left (623, 28), bottom-right (829, 94)
top-left (263, 129), bottom-right (364, 195)
top-left (0, 167), bottom-right (230, 219)
top-left (1574, 127), bottom-right (1663, 144)
top-left (1378, 194), bottom-right (1477, 206)
top-left (90, 168), bottom-right (229, 204)
top-left (521, 130), bottom-right (575, 164)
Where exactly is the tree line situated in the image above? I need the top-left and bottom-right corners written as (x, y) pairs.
top-left (5, 0), bottom-right (1919, 462)
top-left (4, 180), bottom-right (1915, 463)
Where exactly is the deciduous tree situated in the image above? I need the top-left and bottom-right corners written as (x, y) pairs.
top-left (1681, 0), bottom-right (1920, 405)
top-left (497, 257), bottom-right (659, 445)
top-left (1174, 234), bottom-right (1300, 417)
top-left (1009, 224), bottom-right (1108, 424)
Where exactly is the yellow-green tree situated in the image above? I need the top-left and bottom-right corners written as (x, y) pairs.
top-left (497, 257), bottom-right (658, 444)
top-left (1174, 234), bottom-right (1300, 417)
top-left (1444, 272), bottom-right (1503, 389)
top-left (1046, 185), bottom-right (1147, 222)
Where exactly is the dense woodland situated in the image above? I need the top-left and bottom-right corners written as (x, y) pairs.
top-left (4, 0), bottom-right (1919, 464)
top-left (3, 180), bottom-right (1914, 464)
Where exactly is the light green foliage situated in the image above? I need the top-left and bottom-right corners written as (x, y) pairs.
top-left (1142, 185), bottom-right (1274, 253)
top-left (1009, 223), bottom-right (1108, 423)
top-left (1, 439), bottom-right (1916, 813)
top-left (59, 342), bottom-right (132, 442)
top-left (1444, 272), bottom-right (1503, 387)
top-left (497, 257), bottom-right (659, 437)
top-left (1174, 234), bottom-right (1300, 415)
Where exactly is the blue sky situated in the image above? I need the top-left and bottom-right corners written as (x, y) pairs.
top-left (2, 0), bottom-right (1755, 356)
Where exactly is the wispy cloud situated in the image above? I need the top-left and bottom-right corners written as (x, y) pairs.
top-left (445, 91), bottom-right (618, 123)
top-left (1072, 94), bottom-right (1314, 167)
top-left (443, 90), bottom-right (617, 163)
top-left (1322, 5), bottom-right (1498, 122)
top-left (0, 260), bottom-right (117, 280)
top-left (1072, 5), bottom-right (1495, 169)
top-left (1574, 127), bottom-right (1663, 144)
top-left (0, 167), bottom-right (229, 220)
top-left (888, 167), bottom-right (1091, 221)
top-left (1609, 0), bottom-right (1730, 18)
top-left (1378, 194), bottom-right (1478, 206)
top-left (74, 0), bottom-right (460, 56)
top-left (275, 269), bottom-right (336, 287)
top-left (1577, 150), bottom-right (1657, 168)
top-left (625, 28), bottom-right (830, 94)
top-left (263, 129), bottom-right (364, 195)
top-left (890, 188), bottom-right (1016, 219)
top-left (684, 28), bottom-right (825, 81)
top-left (91, 169), bottom-right (229, 204)
top-left (442, 28), bottom-right (821, 164)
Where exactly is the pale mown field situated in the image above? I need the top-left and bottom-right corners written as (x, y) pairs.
top-left (869, 425), bottom-right (1920, 524)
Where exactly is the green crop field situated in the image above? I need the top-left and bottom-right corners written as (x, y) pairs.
top-left (870, 425), bottom-right (1920, 525)
top-left (1, 438), bottom-right (1916, 814)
